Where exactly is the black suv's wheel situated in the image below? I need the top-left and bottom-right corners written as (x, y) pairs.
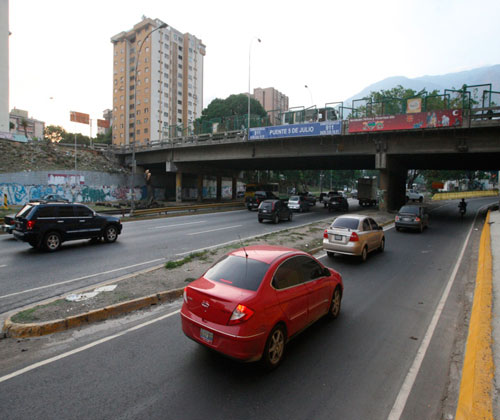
top-left (44, 232), bottom-right (61, 252)
top-left (104, 225), bottom-right (119, 243)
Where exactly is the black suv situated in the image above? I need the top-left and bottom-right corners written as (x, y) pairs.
top-left (13, 202), bottom-right (122, 252)
top-left (327, 194), bottom-right (349, 212)
top-left (258, 199), bottom-right (293, 224)
top-left (246, 191), bottom-right (279, 211)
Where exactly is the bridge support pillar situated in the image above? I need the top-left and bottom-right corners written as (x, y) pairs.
top-left (379, 157), bottom-right (406, 212)
top-left (176, 172), bottom-right (182, 203)
top-left (232, 177), bottom-right (237, 200)
top-left (197, 175), bottom-right (203, 202)
top-left (216, 176), bottom-right (222, 201)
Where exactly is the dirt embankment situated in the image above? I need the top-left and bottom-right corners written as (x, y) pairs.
top-left (0, 139), bottom-right (128, 174)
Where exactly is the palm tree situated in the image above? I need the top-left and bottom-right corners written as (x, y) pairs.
top-left (20, 118), bottom-right (29, 138)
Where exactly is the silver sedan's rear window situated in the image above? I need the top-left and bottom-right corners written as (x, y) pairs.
top-left (332, 217), bottom-right (360, 230)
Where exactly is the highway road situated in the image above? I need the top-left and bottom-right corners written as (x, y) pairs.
top-left (0, 197), bottom-right (496, 419)
top-left (0, 202), bottom-right (336, 315)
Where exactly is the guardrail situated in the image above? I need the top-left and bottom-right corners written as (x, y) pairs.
top-left (432, 190), bottom-right (499, 201)
top-left (129, 201), bottom-right (245, 217)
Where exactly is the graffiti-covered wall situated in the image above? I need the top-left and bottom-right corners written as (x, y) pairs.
top-left (0, 171), bottom-right (146, 205)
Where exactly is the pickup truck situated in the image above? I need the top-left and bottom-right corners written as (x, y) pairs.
top-left (406, 189), bottom-right (424, 202)
top-left (245, 191), bottom-right (279, 210)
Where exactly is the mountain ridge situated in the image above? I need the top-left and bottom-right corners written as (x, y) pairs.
top-left (344, 64), bottom-right (500, 106)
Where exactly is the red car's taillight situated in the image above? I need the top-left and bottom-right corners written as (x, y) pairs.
top-left (183, 288), bottom-right (188, 303)
top-left (228, 304), bottom-right (255, 325)
top-left (27, 220), bottom-right (36, 230)
top-left (323, 229), bottom-right (328, 239)
top-left (349, 232), bottom-right (359, 242)
top-left (415, 217), bottom-right (421, 222)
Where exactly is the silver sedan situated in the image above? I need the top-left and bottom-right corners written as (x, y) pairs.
top-left (323, 214), bottom-right (385, 262)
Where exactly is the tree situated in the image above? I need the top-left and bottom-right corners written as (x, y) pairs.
top-left (44, 125), bottom-right (91, 145)
top-left (20, 118), bottom-right (29, 138)
top-left (407, 169), bottom-right (420, 189)
top-left (95, 129), bottom-right (112, 145)
top-left (196, 94), bottom-right (268, 132)
top-left (354, 84), bottom-right (479, 118)
top-left (44, 125), bottom-right (67, 143)
top-left (201, 94), bottom-right (267, 120)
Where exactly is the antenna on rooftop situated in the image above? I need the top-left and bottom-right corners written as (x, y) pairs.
top-left (238, 235), bottom-right (249, 258)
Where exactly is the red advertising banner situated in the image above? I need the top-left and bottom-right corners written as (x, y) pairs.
top-left (348, 110), bottom-right (462, 133)
top-left (70, 111), bottom-right (90, 124)
top-left (97, 119), bottom-right (110, 128)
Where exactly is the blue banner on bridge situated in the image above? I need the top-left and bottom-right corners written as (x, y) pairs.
top-left (249, 121), bottom-right (342, 140)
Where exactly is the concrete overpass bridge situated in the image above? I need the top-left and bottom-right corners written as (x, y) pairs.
top-left (113, 108), bottom-right (500, 211)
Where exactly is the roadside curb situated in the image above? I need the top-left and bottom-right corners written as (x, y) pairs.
top-left (455, 210), bottom-right (494, 419)
top-left (2, 216), bottom-right (395, 339)
top-left (4, 288), bottom-right (184, 338)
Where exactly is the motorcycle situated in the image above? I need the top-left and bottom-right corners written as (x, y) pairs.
top-left (458, 203), bottom-right (467, 219)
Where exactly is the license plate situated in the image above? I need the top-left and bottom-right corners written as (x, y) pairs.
top-left (200, 328), bottom-right (213, 343)
top-left (334, 234), bottom-right (342, 241)
top-left (402, 217), bottom-right (410, 221)
top-left (262, 210), bottom-right (268, 213)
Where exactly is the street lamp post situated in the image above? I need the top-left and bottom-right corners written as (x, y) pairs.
top-left (248, 37), bottom-right (261, 138)
top-left (129, 22), bottom-right (167, 215)
top-left (305, 85), bottom-right (314, 107)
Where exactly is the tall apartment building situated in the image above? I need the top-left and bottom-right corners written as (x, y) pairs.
top-left (253, 87), bottom-right (289, 125)
top-left (111, 17), bottom-right (205, 146)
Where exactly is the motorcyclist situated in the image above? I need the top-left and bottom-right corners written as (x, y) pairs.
top-left (458, 198), bottom-right (467, 213)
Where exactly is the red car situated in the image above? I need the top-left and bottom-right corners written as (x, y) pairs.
top-left (181, 245), bottom-right (343, 369)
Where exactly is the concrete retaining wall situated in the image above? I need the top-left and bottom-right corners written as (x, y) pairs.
top-left (0, 171), bottom-right (245, 205)
top-left (0, 170), bottom-right (145, 205)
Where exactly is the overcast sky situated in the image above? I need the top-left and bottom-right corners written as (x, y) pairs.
top-left (7, 0), bottom-right (500, 134)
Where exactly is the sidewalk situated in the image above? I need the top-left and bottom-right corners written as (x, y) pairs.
top-left (489, 210), bottom-right (500, 419)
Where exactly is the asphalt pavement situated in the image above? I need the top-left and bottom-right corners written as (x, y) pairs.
top-left (0, 198), bottom-right (500, 420)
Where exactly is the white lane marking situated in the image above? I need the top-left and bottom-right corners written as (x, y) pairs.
top-left (147, 220), bottom-right (206, 230)
top-left (387, 204), bottom-right (486, 420)
top-left (175, 215), bottom-right (342, 256)
top-left (0, 258), bottom-right (165, 300)
top-left (0, 264), bottom-right (6, 268)
top-left (0, 309), bottom-right (181, 384)
top-left (187, 225), bottom-right (242, 236)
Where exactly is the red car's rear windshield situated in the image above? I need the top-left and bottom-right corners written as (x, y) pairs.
top-left (204, 255), bottom-right (270, 291)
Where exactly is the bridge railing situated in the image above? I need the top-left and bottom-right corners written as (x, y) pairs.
top-left (109, 107), bottom-right (500, 153)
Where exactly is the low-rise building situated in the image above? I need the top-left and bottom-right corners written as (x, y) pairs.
top-left (253, 87), bottom-right (289, 125)
top-left (9, 108), bottom-right (45, 140)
